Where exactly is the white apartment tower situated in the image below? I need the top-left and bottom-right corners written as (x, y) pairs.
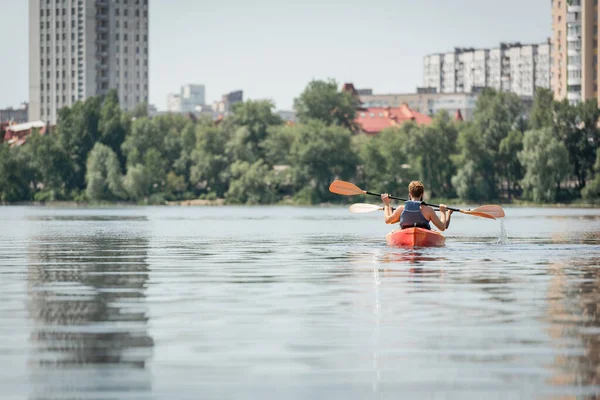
top-left (423, 41), bottom-right (552, 97)
top-left (29, 0), bottom-right (149, 124)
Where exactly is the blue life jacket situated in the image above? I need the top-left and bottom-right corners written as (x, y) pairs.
top-left (400, 200), bottom-right (431, 229)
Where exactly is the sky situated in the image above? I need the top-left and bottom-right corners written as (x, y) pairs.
top-left (0, 0), bottom-right (551, 111)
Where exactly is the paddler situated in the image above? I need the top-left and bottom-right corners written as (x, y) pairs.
top-left (381, 181), bottom-right (452, 231)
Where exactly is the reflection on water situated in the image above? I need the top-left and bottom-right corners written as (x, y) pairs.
top-left (27, 233), bottom-right (153, 398)
top-left (548, 260), bottom-right (600, 391)
top-left (0, 207), bottom-right (599, 398)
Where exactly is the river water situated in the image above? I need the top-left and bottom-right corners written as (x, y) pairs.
top-left (0, 206), bottom-right (599, 399)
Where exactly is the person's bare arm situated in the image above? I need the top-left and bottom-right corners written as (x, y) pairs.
top-left (382, 194), bottom-right (402, 224)
top-left (421, 205), bottom-right (449, 231)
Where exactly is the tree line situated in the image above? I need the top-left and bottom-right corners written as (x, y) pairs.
top-left (1, 80), bottom-right (600, 204)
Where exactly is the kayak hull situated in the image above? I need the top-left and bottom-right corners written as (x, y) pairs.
top-left (386, 227), bottom-right (446, 247)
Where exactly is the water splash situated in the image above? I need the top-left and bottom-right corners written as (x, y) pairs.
top-left (496, 219), bottom-right (508, 245)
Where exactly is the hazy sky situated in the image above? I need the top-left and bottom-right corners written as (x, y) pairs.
top-left (0, 0), bottom-right (550, 111)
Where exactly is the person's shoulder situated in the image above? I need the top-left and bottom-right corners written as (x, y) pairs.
top-left (420, 204), bottom-right (434, 213)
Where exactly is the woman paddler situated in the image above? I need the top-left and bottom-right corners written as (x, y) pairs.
top-left (381, 181), bottom-right (452, 231)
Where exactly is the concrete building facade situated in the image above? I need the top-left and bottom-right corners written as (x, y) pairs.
top-left (423, 41), bottom-right (552, 97)
top-left (552, 0), bottom-right (600, 104)
top-left (29, 0), bottom-right (149, 124)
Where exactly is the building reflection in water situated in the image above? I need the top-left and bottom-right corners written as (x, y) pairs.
top-left (26, 230), bottom-right (153, 398)
top-left (547, 257), bottom-right (600, 393)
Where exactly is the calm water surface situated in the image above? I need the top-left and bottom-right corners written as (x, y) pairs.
top-left (1, 206), bottom-right (600, 399)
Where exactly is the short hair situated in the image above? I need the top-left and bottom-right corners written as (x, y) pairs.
top-left (408, 181), bottom-right (424, 199)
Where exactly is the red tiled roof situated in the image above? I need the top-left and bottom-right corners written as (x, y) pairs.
top-left (355, 104), bottom-right (432, 134)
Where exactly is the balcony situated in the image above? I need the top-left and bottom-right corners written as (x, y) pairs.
top-left (567, 76), bottom-right (582, 85)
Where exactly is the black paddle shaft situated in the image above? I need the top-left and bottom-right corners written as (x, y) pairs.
top-left (364, 190), bottom-right (460, 212)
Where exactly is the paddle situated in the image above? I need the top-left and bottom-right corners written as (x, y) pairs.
top-left (330, 180), bottom-right (505, 220)
top-left (349, 203), bottom-right (439, 214)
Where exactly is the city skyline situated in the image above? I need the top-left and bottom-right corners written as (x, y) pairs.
top-left (1, 0), bottom-right (550, 111)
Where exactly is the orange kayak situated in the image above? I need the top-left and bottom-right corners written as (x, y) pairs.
top-left (386, 227), bottom-right (446, 247)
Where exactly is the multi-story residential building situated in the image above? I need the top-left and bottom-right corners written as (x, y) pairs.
top-left (552, 0), bottom-right (599, 104)
top-left (29, 0), bottom-right (149, 124)
top-left (423, 41), bottom-right (552, 97)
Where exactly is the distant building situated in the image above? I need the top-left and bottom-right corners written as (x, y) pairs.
top-left (423, 41), bottom-right (551, 97)
top-left (356, 104), bottom-right (432, 135)
top-left (276, 110), bottom-right (297, 123)
top-left (0, 103), bottom-right (29, 123)
top-left (167, 84), bottom-right (206, 113)
top-left (213, 90), bottom-right (243, 114)
top-left (3, 121), bottom-right (47, 147)
top-left (29, 0), bottom-right (149, 123)
top-left (359, 91), bottom-right (479, 120)
top-left (167, 93), bottom-right (182, 113)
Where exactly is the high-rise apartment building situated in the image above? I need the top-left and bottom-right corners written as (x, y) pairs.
top-left (29, 0), bottom-right (149, 124)
top-left (552, 0), bottom-right (598, 104)
top-left (423, 41), bottom-right (551, 97)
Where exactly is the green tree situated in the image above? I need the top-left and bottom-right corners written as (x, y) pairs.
top-left (288, 120), bottom-right (357, 203)
top-left (228, 100), bottom-right (283, 163)
top-left (498, 130), bottom-right (524, 200)
top-left (293, 79), bottom-right (360, 131)
top-left (529, 87), bottom-right (555, 129)
top-left (354, 122), bottom-right (416, 196)
top-left (0, 144), bottom-right (35, 202)
top-left (518, 128), bottom-right (571, 203)
top-left (452, 123), bottom-right (494, 201)
top-left (21, 132), bottom-right (74, 201)
top-left (582, 148), bottom-right (600, 200)
top-left (226, 160), bottom-right (277, 204)
top-left (454, 88), bottom-right (525, 200)
top-left (99, 90), bottom-right (129, 166)
top-left (411, 112), bottom-right (458, 198)
top-left (85, 143), bottom-right (126, 201)
top-left (55, 96), bottom-right (102, 190)
top-left (189, 124), bottom-right (232, 198)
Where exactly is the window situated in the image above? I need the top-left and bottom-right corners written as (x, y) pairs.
top-left (124, 9), bottom-right (128, 16)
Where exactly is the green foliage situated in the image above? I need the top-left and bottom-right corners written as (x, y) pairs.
top-left (293, 79), bottom-right (360, 131)
top-left (1, 82), bottom-right (598, 205)
top-left (582, 148), bottom-right (600, 200)
top-left (288, 120), bottom-right (358, 203)
top-left (0, 144), bottom-right (33, 202)
top-left (518, 128), bottom-right (571, 203)
top-left (226, 160), bottom-right (277, 204)
top-left (529, 88), bottom-right (555, 129)
top-left (85, 143), bottom-right (126, 201)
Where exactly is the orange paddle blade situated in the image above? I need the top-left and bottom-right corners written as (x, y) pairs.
top-left (459, 210), bottom-right (497, 220)
top-left (349, 203), bottom-right (382, 213)
top-left (472, 205), bottom-right (505, 218)
top-left (329, 180), bottom-right (365, 196)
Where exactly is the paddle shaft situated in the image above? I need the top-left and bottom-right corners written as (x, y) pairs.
top-left (363, 190), bottom-right (460, 212)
